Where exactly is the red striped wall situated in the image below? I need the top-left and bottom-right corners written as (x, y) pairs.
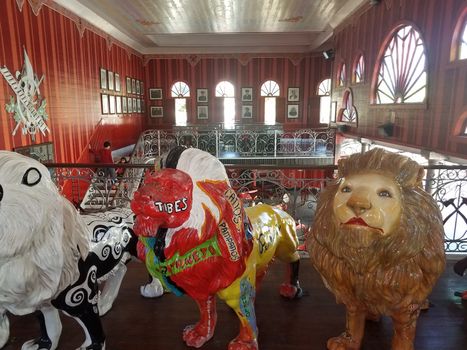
top-left (144, 56), bottom-right (331, 130)
top-left (0, 0), bottom-right (145, 162)
top-left (331, 0), bottom-right (466, 159)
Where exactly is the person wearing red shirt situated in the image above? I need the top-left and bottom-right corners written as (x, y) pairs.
top-left (99, 141), bottom-right (117, 184)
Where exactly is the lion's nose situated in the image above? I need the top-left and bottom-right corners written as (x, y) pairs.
top-left (347, 195), bottom-right (371, 215)
top-left (0, 184), bottom-right (3, 202)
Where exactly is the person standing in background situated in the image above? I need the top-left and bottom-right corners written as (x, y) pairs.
top-left (95, 140), bottom-right (117, 185)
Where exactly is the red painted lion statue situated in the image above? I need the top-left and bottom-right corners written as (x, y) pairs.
top-left (131, 147), bottom-right (302, 350)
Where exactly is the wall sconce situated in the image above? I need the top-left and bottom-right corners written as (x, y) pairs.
top-left (323, 49), bottom-right (335, 60)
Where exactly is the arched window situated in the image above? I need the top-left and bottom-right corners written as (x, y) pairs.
top-left (317, 78), bottom-right (332, 124)
top-left (171, 81), bottom-right (190, 126)
top-left (337, 63), bottom-right (346, 87)
top-left (353, 54), bottom-right (365, 83)
top-left (337, 88), bottom-right (357, 124)
top-left (453, 110), bottom-right (467, 137)
top-left (260, 80), bottom-right (280, 125)
top-left (451, 8), bottom-right (467, 61)
top-left (460, 22), bottom-right (467, 60)
top-left (374, 24), bottom-right (427, 104)
top-left (215, 81), bottom-right (235, 129)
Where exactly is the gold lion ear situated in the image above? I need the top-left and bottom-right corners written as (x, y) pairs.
top-left (406, 166), bottom-right (425, 187)
top-left (415, 167), bottom-right (425, 187)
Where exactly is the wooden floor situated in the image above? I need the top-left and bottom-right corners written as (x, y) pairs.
top-left (5, 259), bottom-right (467, 350)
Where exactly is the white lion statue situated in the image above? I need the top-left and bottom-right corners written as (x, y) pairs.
top-left (0, 151), bottom-right (158, 350)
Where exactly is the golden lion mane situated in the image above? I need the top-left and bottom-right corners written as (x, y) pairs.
top-left (309, 148), bottom-right (446, 315)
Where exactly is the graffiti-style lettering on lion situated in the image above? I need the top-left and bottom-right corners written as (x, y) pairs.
top-left (0, 151), bottom-right (140, 350)
top-left (131, 146), bottom-right (303, 350)
top-left (309, 148), bottom-right (446, 350)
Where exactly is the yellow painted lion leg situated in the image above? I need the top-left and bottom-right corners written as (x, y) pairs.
top-left (182, 295), bottom-right (217, 348)
top-left (218, 267), bottom-right (258, 350)
top-left (327, 305), bottom-right (365, 350)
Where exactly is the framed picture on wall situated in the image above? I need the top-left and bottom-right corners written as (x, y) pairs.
top-left (115, 73), bottom-right (121, 92)
top-left (149, 88), bottom-right (163, 100)
top-left (241, 105), bottom-right (253, 118)
top-left (108, 71), bottom-right (114, 91)
top-left (101, 94), bottom-right (109, 114)
top-left (132, 97), bottom-right (137, 111)
top-left (127, 97), bottom-right (133, 113)
top-left (109, 95), bottom-right (116, 114)
top-left (288, 87), bottom-right (300, 102)
top-left (126, 77), bottom-right (131, 94)
top-left (150, 106), bottom-right (163, 118)
top-left (141, 99), bottom-right (145, 112)
top-left (140, 82), bottom-right (144, 95)
top-left (287, 104), bottom-right (299, 119)
top-left (131, 79), bottom-right (136, 94)
top-left (116, 96), bottom-right (122, 114)
top-left (100, 68), bottom-right (107, 89)
top-left (136, 80), bottom-right (141, 95)
top-left (197, 105), bottom-right (208, 119)
top-left (137, 99), bottom-right (141, 113)
top-left (196, 88), bottom-right (208, 103)
top-left (241, 87), bottom-right (253, 102)
top-left (122, 96), bottom-right (127, 113)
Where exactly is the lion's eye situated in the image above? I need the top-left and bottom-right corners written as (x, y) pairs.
top-left (341, 186), bottom-right (351, 193)
top-left (378, 190), bottom-right (392, 198)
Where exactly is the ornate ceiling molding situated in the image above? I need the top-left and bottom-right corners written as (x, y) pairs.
top-left (41, 2), bottom-right (142, 59)
top-left (75, 18), bottom-right (86, 39)
top-left (28, 0), bottom-right (46, 16)
top-left (143, 53), bottom-right (310, 66)
top-left (15, 0), bottom-right (25, 11)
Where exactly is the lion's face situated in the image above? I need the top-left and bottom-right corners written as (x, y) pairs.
top-left (131, 168), bottom-right (193, 237)
top-left (332, 172), bottom-right (402, 248)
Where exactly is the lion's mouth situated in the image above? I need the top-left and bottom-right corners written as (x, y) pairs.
top-left (343, 217), bottom-right (384, 233)
top-left (134, 215), bottom-right (160, 237)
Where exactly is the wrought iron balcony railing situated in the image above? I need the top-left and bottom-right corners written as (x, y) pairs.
top-left (135, 127), bottom-right (336, 165)
top-left (47, 162), bottom-right (467, 254)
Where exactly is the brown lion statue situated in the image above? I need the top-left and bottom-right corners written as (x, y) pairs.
top-left (309, 148), bottom-right (446, 350)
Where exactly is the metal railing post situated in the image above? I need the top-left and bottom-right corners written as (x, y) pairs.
top-left (274, 130), bottom-right (277, 157)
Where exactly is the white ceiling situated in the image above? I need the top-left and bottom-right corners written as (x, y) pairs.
top-left (53, 0), bottom-right (369, 55)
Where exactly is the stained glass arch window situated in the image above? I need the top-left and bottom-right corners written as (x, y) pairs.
top-left (215, 81), bottom-right (235, 97)
top-left (451, 7), bottom-right (467, 61)
top-left (353, 54), bottom-right (365, 84)
top-left (261, 80), bottom-right (280, 125)
top-left (171, 81), bottom-right (190, 126)
top-left (338, 63), bottom-right (346, 87)
top-left (216, 81), bottom-right (236, 129)
top-left (317, 78), bottom-right (332, 124)
top-left (260, 80), bottom-right (280, 96)
top-left (460, 22), bottom-right (467, 60)
top-left (171, 81), bottom-right (190, 98)
top-left (337, 88), bottom-right (357, 124)
top-left (374, 24), bottom-right (427, 104)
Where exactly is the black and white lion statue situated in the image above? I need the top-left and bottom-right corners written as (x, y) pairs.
top-left (0, 151), bottom-right (161, 349)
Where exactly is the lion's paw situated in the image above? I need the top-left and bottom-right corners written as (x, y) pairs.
top-left (21, 338), bottom-right (55, 350)
top-left (183, 324), bottom-right (214, 348)
top-left (327, 334), bottom-right (360, 350)
top-left (228, 337), bottom-right (258, 350)
top-left (279, 283), bottom-right (303, 299)
top-left (0, 314), bottom-right (9, 348)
